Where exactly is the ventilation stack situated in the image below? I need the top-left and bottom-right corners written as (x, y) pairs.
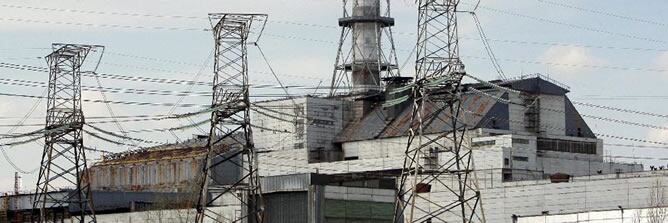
top-left (330, 0), bottom-right (400, 120)
top-left (331, 0), bottom-right (400, 95)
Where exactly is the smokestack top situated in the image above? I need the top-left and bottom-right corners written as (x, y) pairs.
top-left (330, 0), bottom-right (400, 97)
top-left (341, 0), bottom-right (396, 94)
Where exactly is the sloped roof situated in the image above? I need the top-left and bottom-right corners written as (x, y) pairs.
top-left (335, 91), bottom-right (506, 142)
top-left (334, 75), bottom-right (593, 142)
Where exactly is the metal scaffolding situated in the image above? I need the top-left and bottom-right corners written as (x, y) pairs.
top-left (195, 13), bottom-right (267, 223)
top-left (33, 43), bottom-right (103, 223)
top-left (394, 0), bottom-right (484, 222)
top-left (329, 0), bottom-right (401, 96)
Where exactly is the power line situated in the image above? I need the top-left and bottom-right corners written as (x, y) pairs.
top-left (469, 11), bottom-right (507, 79)
top-left (470, 4), bottom-right (666, 44)
top-left (573, 101), bottom-right (668, 119)
top-left (4, 2), bottom-right (668, 56)
top-left (0, 62), bottom-right (339, 89)
top-left (462, 55), bottom-right (668, 74)
top-left (0, 91), bottom-right (208, 108)
top-left (0, 3), bottom-right (204, 20)
top-left (0, 16), bottom-right (207, 32)
top-left (535, 0), bottom-right (668, 28)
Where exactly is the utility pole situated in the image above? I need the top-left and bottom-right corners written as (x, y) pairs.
top-left (329, 0), bottom-right (400, 96)
top-left (394, 0), bottom-right (483, 222)
top-left (33, 43), bottom-right (102, 223)
top-left (195, 13), bottom-right (267, 223)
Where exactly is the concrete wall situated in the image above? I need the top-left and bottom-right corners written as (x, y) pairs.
top-left (489, 171), bottom-right (668, 223)
top-left (260, 130), bottom-right (641, 182)
top-left (404, 171), bottom-right (668, 223)
top-left (253, 97), bottom-right (349, 162)
top-left (508, 93), bottom-right (528, 133)
top-left (518, 206), bottom-right (668, 223)
top-left (253, 98), bottom-right (308, 151)
top-left (539, 95), bottom-right (566, 136)
top-left (507, 93), bottom-right (568, 137)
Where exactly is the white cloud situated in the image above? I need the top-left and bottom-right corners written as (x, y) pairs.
top-left (0, 101), bottom-right (9, 117)
top-left (654, 52), bottom-right (668, 72)
top-left (539, 46), bottom-right (607, 75)
top-left (648, 128), bottom-right (668, 143)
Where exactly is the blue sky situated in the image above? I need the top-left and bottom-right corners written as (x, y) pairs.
top-left (0, 0), bottom-right (667, 191)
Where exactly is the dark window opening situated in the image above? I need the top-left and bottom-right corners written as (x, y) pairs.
top-left (472, 140), bottom-right (496, 147)
top-left (512, 138), bottom-right (530, 144)
top-left (537, 138), bottom-right (597, 155)
top-left (503, 173), bottom-right (513, 181)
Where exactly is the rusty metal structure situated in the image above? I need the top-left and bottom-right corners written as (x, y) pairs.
top-left (88, 143), bottom-right (208, 193)
top-left (195, 13), bottom-right (267, 223)
top-left (394, 0), bottom-right (483, 222)
top-left (33, 44), bottom-right (103, 223)
top-left (329, 0), bottom-right (400, 96)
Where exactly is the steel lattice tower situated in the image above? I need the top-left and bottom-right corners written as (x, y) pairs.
top-left (33, 44), bottom-right (102, 223)
top-left (329, 0), bottom-right (401, 96)
top-left (394, 0), bottom-right (484, 222)
top-left (195, 13), bottom-right (267, 223)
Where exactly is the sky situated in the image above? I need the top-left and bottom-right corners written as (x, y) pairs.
top-left (0, 0), bottom-right (667, 192)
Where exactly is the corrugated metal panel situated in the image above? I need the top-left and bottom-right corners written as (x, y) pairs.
top-left (323, 199), bottom-right (394, 222)
top-left (261, 174), bottom-right (312, 193)
top-left (211, 152), bottom-right (242, 186)
top-left (1, 191), bottom-right (69, 211)
top-left (68, 191), bottom-right (196, 213)
top-left (254, 192), bottom-right (308, 223)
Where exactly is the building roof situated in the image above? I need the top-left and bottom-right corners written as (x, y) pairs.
top-left (95, 135), bottom-right (238, 166)
top-left (335, 75), bottom-right (594, 142)
top-left (335, 91), bottom-right (507, 142)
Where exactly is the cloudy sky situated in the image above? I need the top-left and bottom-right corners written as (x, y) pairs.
top-left (0, 0), bottom-right (667, 191)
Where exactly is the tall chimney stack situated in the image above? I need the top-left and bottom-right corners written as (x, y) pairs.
top-left (351, 0), bottom-right (382, 93)
top-left (14, 172), bottom-right (21, 195)
top-left (330, 0), bottom-right (399, 96)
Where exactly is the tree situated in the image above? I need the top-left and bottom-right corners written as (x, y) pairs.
top-left (633, 179), bottom-right (667, 223)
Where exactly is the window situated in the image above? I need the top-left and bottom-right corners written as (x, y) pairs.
top-left (512, 138), bottom-right (530, 144)
top-left (512, 156), bottom-right (529, 162)
top-left (311, 119), bottom-right (334, 126)
top-left (537, 138), bottom-right (596, 155)
top-left (472, 140), bottom-right (496, 147)
top-left (503, 173), bottom-right (513, 181)
top-left (504, 158), bottom-right (510, 166)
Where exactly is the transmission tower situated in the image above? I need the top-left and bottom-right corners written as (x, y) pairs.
top-left (195, 13), bottom-right (267, 223)
top-left (329, 0), bottom-right (401, 96)
top-left (394, 0), bottom-right (484, 222)
top-left (33, 43), bottom-right (102, 223)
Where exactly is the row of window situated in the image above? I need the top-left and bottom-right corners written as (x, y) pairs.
top-left (472, 140), bottom-right (496, 147)
top-left (537, 138), bottom-right (597, 154)
top-left (472, 138), bottom-right (596, 155)
top-left (504, 156), bottom-right (529, 165)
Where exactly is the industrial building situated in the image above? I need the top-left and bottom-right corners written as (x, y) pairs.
top-left (3, 74), bottom-right (655, 223)
top-left (2, 0), bottom-right (665, 223)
